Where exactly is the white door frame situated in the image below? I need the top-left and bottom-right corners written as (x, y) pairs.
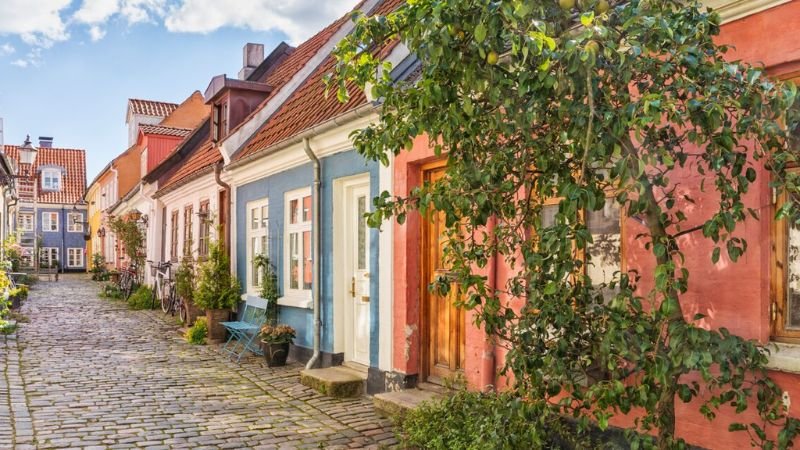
top-left (332, 173), bottom-right (371, 365)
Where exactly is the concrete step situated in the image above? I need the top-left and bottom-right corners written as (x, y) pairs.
top-left (373, 389), bottom-right (442, 417)
top-left (300, 366), bottom-right (366, 398)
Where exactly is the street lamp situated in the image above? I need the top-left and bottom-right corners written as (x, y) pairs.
top-left (18, 135), bottom-right (37, 166)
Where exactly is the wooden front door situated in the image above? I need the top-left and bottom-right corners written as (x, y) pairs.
top-left (422, 166), bottom-right (465, 384)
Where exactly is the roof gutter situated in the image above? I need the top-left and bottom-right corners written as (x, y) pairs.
top-left (303, 137), bottom-right (322, 370)
top-left (226, 102), bottom-right (378, 171)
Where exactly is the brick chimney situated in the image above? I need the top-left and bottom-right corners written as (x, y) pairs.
top-left (38, 136), bottom-right (53, 148)
top-left (238, 43), bottom-right (264, 80)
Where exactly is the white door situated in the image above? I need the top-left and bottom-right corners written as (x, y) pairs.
top-left (345, 183), bottom-right (371, 365)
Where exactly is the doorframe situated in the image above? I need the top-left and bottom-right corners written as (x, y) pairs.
top-left (419, 159), bottom-right (448, 383)
top-left (332, 173), bottom-right (372, 363)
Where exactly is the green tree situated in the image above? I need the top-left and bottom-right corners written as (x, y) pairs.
top-left (108, 216), bottom-right (145, 269)
top-left (193, 239), bottom-right (240, 311)
top-left (332, 0), bottom-right (800, 448)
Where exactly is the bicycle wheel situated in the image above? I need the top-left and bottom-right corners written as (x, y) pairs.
top-left (160, 282), bottom-right (170, 313)
top-left (124, 277), bottom-right (135, 300)
top-left (150, 283), bottom-right (158, 309)
top-left (178, 297), bottom-right (188, 324)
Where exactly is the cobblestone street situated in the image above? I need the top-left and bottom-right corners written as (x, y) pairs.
top-left (0, 275), bottom-right (395, 449)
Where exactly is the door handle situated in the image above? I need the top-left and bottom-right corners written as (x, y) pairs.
top-left (350, 276), bottom-right (356, 297)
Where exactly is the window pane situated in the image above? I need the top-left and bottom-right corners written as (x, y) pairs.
top-left (251, 208), bottom-right (259, 230)
top-left (261, 206), bottom-right (268, 228)
top-left (787, 222), bottom-right (800, 329)
top-left (303, 230), bottom-right (312, 290)
top-left (251, 237), bottom-right (259, 287)
top-left (541, 204), bottom-right (558, 228)
top-left (290, 232), bottom-right (299, 289)
top-left (290, 200), bottom-right (298, 225)
top-left (586, 202), bottom-right (621, 287)
top-left (358, 195), bottom-right (367, 270)
top-left (302, 196), bottom-right (311, 222)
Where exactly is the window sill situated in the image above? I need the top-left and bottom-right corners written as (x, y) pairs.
top-left (277, 294), bottom-right (312, 309)
top-left (766, 342), bottom-right (800, 375)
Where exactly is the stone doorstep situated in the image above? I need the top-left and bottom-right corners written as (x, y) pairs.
top-left (372, 389), bottom-right (442, 417)
top-left (300, 366), bottom-right (367, 398)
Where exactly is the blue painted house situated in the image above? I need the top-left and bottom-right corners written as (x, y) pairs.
top-left (3, 136), bottom-right (88, 272)
top-left (219, 0), bottom-right (408, 393)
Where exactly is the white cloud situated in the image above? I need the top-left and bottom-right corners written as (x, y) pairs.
top-left (88, 25), bottom-right (107, 41)
top-left (0, 0), bottom-right (71, 48)
top-left (1, 0), bottom-right (361, 67)
top-left (164, 0), bottom-right (360, 43)
top-left (73, 0), bottom-right (121, 24)
top-left (73, 0), bottom-right (168, 28)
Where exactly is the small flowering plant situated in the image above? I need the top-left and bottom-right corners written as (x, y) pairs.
top-left (259, 324), bottom-right (296, 344)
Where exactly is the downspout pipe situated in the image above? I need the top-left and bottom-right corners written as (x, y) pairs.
top-left (304, 137), bottom-right (322, 370)
top-left (214, 161), bottom-right (232, 256)
top-left (482, 215), bottom-right (498, 392)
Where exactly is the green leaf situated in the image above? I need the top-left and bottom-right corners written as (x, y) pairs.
top-left (474, 23), bottom-right (487, 43)
top-left (580, 12), bottom-right (595, 27)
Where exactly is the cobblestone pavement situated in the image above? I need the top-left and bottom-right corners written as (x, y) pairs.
top-left (0, 275), bottom-right (396, 449)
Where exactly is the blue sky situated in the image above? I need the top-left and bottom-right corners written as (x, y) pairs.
top-left (0, 0), bottom-right (359, 182)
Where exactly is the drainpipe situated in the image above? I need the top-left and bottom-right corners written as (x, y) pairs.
top-left (303, 137), bottom-right (322, 370)
top-left (481, 216), bottom-right (498, 392)
top-left (213, 161), bottom-right (231, 256)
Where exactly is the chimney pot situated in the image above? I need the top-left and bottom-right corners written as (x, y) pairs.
top-left (38, 136), bottom-right (53, 148)
top-left (239, 43), bottom-right (264, 80)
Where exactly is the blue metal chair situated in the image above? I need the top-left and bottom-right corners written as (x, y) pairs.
top-left (221, 298), bottom-right (267, 363)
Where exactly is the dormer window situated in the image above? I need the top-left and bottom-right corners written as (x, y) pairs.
top-left (42, 169), bottom-right (62, 191)
top-left (212, 102), bottom-right (228, 142)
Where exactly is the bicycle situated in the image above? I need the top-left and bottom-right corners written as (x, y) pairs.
top-left (118, 262), bottom-right (139, 300)
top-left (148, 261), bottom-right (187, 323)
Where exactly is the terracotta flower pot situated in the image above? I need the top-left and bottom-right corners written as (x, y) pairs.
top-left (183, 298), bottom-right (203, 326)
top-left (261, 340), bottom-right (290, 367)
top-left (205, 309), bottom-right (229, 342)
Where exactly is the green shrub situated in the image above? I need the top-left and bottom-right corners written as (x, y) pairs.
top-left (17, 274), bottom-right (38, 286)
top-left (398, 390), bottom-right (602, 450)
top-left (127, 285), bottom-right (155, 310)
top-left (194, 239), bottom-right (240, 310)
top-left (186, 317), bottom-right (208, 345)
top-left (99, 283), bottom-right (123, 299)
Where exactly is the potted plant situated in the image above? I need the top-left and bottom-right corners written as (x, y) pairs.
top-left (260, 323), bottom-right (295, 367)
top-left (193, 239), bottom-right (240, 342)
top-left (175, 257), bottom-right (201, 325)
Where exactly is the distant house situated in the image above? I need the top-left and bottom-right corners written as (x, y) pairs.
top-left (97, 93), bottom-right (208, 276)
top-left (3, 136), bottom-right (87, 272)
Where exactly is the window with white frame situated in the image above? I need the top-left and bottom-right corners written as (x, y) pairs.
top-left (42, 212), bottom-right (59, 232)
top-left (284, 188), bottom-right (312, 300)
top-left (67, 248), bottom-right (84, 268)
top-left (68, 213), bottom-right (84, 232)
top-left (246, 198), bottom-right (269, 293)
top-left (40, 247), bottom-right (59, 269)
top-left (42, 169), bottom-right (62, 191)
top-left (20, 247), bottom-right (33, 268)
top-left (18, 213), bottom-right (33, 232)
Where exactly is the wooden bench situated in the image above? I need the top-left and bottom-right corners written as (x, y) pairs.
top-left (220, 297), bottom-right (268, 362)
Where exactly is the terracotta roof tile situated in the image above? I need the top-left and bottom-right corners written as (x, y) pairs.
top-left (128, 98), bottom-right (179, 118)
top-left (154, 1), bottom-right (371, 192)
top-left (3, 145), bottom-right (86, 205)
top-left (234, 0), bottom-right (404, 161)
top-left (139, 124), bottom-right (193, 137)
top-left (222, 6), bottom-right (358, 140)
